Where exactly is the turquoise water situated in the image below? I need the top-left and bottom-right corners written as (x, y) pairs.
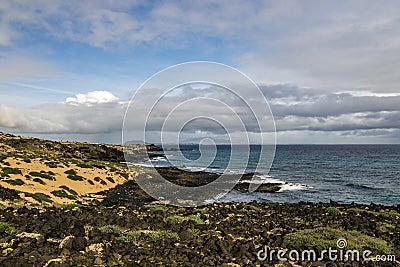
top-left (145, 144), bottom-right (400, 206)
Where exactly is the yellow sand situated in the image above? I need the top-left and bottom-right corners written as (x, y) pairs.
top-left (0, 156), bottom-right (140, 205)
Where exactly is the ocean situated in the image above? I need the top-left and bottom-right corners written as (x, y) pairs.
top-left (141, 144), bottom-right (400, 206)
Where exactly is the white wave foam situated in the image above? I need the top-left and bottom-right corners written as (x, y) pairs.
top-left (183, 166), bottom-right (208, 172)
top-left (131, 161), bottom-right (169, 168)
top-left (278, 183), bottom-right (313, 192)
top-left (151, 156), bottom-right (167, 161)
top-left (241, 174), bottom-right (284, 184)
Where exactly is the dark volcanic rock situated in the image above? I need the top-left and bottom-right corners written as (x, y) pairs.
top-left (100, 177), bottom-right (155, 206)
top-left (0, 185), bottom-right (21, 200)
top-left (234, 182), bottom-right (281, 193)
top-left (0, 202), bottom-right (398, 266)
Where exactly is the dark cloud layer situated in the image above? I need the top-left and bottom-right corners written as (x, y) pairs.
top-left (1, 85), bottom-right (399, 143)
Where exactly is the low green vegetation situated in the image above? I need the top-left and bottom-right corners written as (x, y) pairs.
top-left (51, 189), bottom-right (77, 200)
top-left (166, 215), bottom-right (205, 225)
top-left (0, 155), bottom-right (8, 163)
top-left (93, 176), bottom-right (107, 185)
top-left (1, 167), bottom-right (22, 177)
top-left (99, 225), bottom-right (122, 235)
top-left (33, 178), bottom-right (46, 185)
top-left (44, 161), bottom-right (59, 168)
top-left (29, 171), bottom-right (55, 180)
top-left (145, 204), bottom-right (167, 212)
top-left (64, 169), bottom-right (76, 175)
top-left (284, 227), bottom-right (392, 254)
top-left (59, 185), bottom-right (78, 196)
top-left (377, 222), bottom-right (396, 232)
top-left (146, 230), bottom-right (180, 242)
top-left (117, 171), bottom-right (129, 179)
top-left (118, 230), bottom-right (141, 243)
top-left (99, 225), bottom-right (180, 244)
top-left (4, 179), bottom-right (25, 186)
top-left (25, 192), bottom-right (52, 203)
top-left (92, 163), bottom-right (106, 169)
top-left (272, 227), bottom-right (284, 233)
top-left (22, 158), bottom-right (31, 163)
top-left (388, 210), bottom-right (400, 218)
top-left (0, 222), bottom-right (19, 237)
top-left (326, 206), bottom-right (341, 215)
top-left (118, 230), bottom-right (179, 243)
top-left (60, 203), bottom-right (82, 209)
top-left (64, 169), bottom-right (85, 181)
top-left (76, 163), bottom-right (92, 168)
top-left (106, 177), bottom-right (115, 183)
top-left (348, 208), bottom-right (400, 218)
top-left (0, 222), bottom-right (12, 230)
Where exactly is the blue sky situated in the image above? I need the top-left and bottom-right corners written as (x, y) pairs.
top-left (1, 1), bottom-right (400, 144)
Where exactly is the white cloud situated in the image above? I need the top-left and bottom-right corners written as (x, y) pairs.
top-left (0, 103), bottom-right (27, 128)
top-left (0, 84), bottom-right (399, 144)
top-left (66, 91), bottom-right (119, 106)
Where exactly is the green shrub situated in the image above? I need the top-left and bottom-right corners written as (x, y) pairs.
top-left (106, 177), bottom-right (115, 183)
top-left (64, 169), bottom-right (76, 175)
top-left (29, 171), bottom-right (54, 180)
top-left (59, 186), bottom-right (78, 196)
top-left (0, 222), bottom-right (11, 230)
top-left (388, 210), bottom-right (400, 218)
top-left (76, 163), bottom-right (92, 168)
top-left (118, 172), bottom-right (129, 179)
top-left (377, 222), bottom-right (395, 232)
top-left (60, 203), bottom-right (82, 209)
top-left (67, 174), bottom-right (85, 181)
top-left (326, 207), bottom-right (341, 215)
top-left (99, 225), bottom-right (121, 235)
top-left (4, 179), bottom-right (25, 186)
top-left (92, 163), bottom-right (106, 169)
top-left (33, 178), bottom-right (46, 185)
top-left (118, 229), bottom-right (179, 243)
top-left (65, 169), bottom-right (84, 180)
top-left (284, 227), bottom-right (392, 254)
top-left (147, 230), bottom-right (179, 242)
top-left (118, 230), bottom-right (141, 243)
top-left (88, 180), bottom-right (94, 185)
top-left (45, 161), bottom-right (58, 168)
top-left (166, 215), bottom-right (204, 225)
top-left (348, 208), bottom-right (400, 218)
top-left (1, 167), bottom-right (22, 177)
top-left (6, 227), bottom-right (19, 237)
top-left (0, 155), bottom-right (7, 162)
top-left (25, 192), bottom-right (52, 203)
top-left (145, 204), bottom-right (167, 212)
top-left (51, 189), bottom-right (77, 200)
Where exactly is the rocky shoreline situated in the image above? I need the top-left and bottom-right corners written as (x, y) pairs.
top-left (0, 133), bottom-right (399, 266)
top-left (0, 201), bottom-right (399, 266)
